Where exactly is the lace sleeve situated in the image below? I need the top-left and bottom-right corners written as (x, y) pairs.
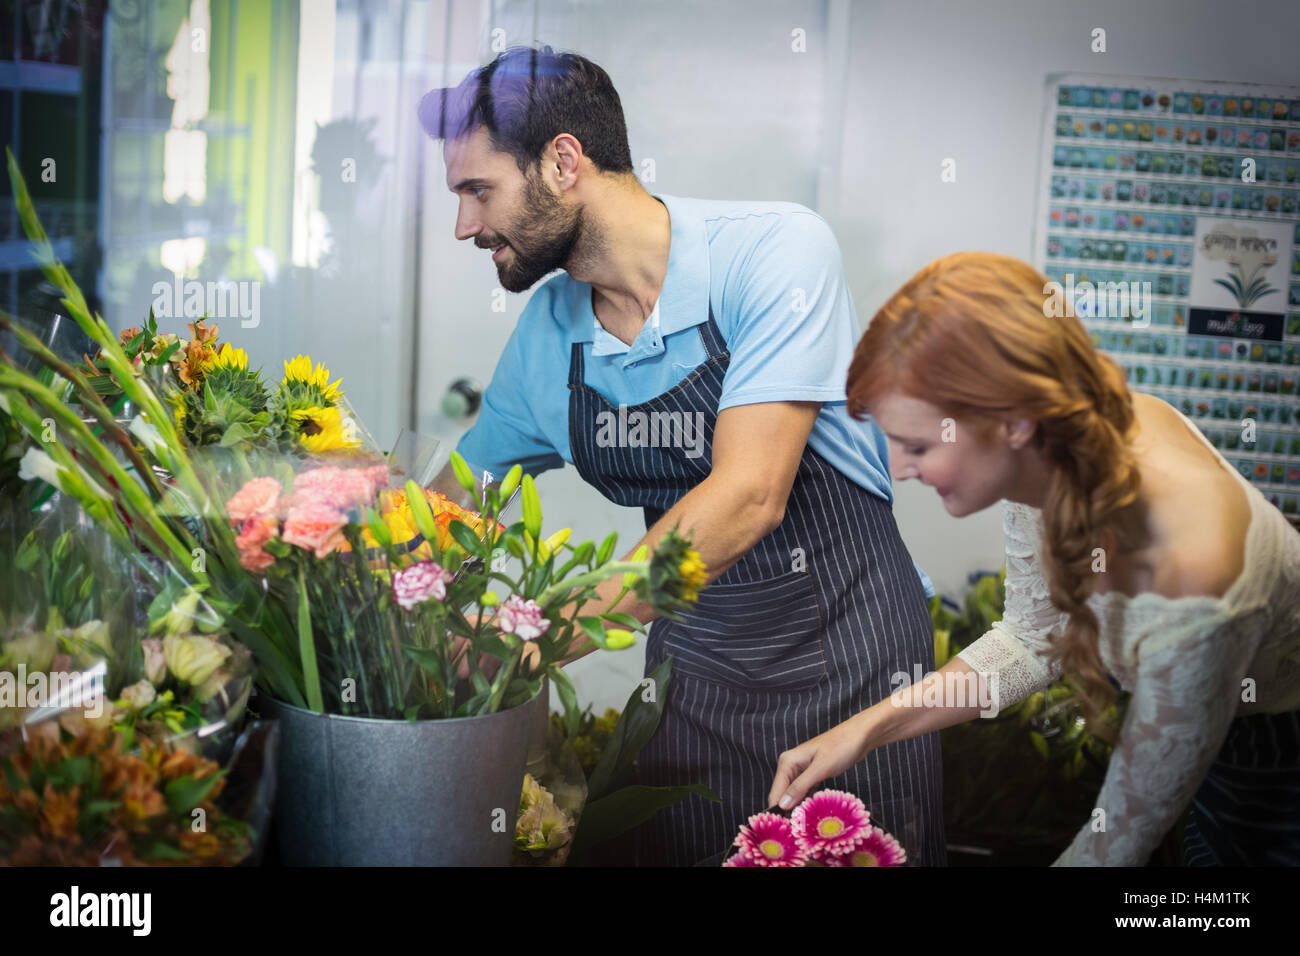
top-left (1050, 609), bottom-right (1262, 866)
top-left (955, 500), bottom-right (1067, 714)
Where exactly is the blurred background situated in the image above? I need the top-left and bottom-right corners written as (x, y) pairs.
top-left (2, 0), bottom-right (1297, 712)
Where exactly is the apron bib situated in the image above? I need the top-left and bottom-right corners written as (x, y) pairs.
top-left (567, 304), bottom-right (947, 866)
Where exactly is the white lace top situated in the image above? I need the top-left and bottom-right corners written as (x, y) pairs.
top-left (955, 405), bottom-right (1300, 866)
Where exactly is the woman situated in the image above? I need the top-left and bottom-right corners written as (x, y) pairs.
top-left (768, 252), bottom-right (1300, 865)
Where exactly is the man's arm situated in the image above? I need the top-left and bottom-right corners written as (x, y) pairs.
top-left (559, 400), bottom-right (821, 664)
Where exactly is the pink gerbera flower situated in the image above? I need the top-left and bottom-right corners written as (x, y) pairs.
top-left (821, 828), bottom-right (908, 867)
top-left (722, 851), bottom-right (762, 867)
top-left (791, 789), bottom-right (873, 856)
top-left (733, 812), bottom-right (806, 867)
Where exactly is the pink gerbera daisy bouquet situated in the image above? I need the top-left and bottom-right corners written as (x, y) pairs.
top-left (723, 790), bottom-right (908, 867)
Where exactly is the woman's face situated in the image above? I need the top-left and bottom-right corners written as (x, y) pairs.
top-left (868, 392), bottom-right (1031, 517)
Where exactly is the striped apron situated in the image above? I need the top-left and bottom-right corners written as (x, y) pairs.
top-left (1182, 707), bottom-right (1300, 865)
top-left (567, 306), bottom-right (947, 867)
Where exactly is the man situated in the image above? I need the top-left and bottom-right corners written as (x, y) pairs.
top-left (419, 45), bottom-right (945, 866)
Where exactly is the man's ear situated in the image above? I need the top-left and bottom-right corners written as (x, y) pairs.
top-left (549, 134), bottom-right (583, 186)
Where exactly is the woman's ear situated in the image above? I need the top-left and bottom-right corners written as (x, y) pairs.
top-left (1004, 415), bottom-right (1037, 449)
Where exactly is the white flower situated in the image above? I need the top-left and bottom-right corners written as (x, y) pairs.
top-left (18, 447), bottom-right (111, 501)
top-left (162, 633), bottom-right (231, 687)
top-left (119, 679), bottom-right (156, 711)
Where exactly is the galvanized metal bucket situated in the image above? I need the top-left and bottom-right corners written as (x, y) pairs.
top-left (260, 689), bottom-right (544, 866)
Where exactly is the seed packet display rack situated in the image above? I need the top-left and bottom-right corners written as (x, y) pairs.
top-left (1033, 73), bottom-right (1300, 529)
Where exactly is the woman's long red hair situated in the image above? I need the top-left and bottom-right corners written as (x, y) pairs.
top-left (848, 252), bottom-right (1142, 726)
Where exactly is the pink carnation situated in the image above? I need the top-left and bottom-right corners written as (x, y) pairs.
top-left (236, 513), bottom-right (279, 572)
top-left (281, 500), bottom-right (348, 558)
top-left (226, 476), bottom-right (282, 522)
top-left (392, 561), bottom-right (455, 610)
top-left (496, 596), bottom-right (551, 641)
top-left (291, 465), bottom-right (383, 512)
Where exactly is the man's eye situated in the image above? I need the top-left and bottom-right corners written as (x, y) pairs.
top-left (472, 187), bottom-right (487, 200)
top-left (905, 446), bottom-right (927, 456)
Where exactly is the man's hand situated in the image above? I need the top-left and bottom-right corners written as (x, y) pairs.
top-left (451, 614), bottom-right (542, 680)
top-left (558, 401), bottom-right (821, 667)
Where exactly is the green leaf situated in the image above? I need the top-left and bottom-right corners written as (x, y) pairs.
top-left (297, 565), bottom-right (324, 712)
top-left (548, 663), bottom-right (581, 738)
top-left (587, 656), bottom-right (674, 800)
top-left (1029, 730), bottom-right (1050, 759)
top-left (137, 841), bottom-right (191, 862)
top-left (163, 771), bottom-right (224, 815)
top-left (575, 616), bottom-right (610, 651)
top-left (448, 518), bottom-right (484, 555)
top-left (601, 612), bottom-right (644, 631)
top-left (570, 783), bottom-right (719, 863)
top-left (402, 643), bottom-right (444, 677)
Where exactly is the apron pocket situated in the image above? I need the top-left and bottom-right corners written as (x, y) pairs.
top-left (660, 570), bottom-right (827, 691)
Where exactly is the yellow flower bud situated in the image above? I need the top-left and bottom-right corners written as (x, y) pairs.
top-left (539, 527), bottom-right (572, 561)
top-left (480, 591), bottom-right (500, 607)
top-left (624, 544), bottom-right (650, 589)
top-left (605, 629), bottom-right (636, 650)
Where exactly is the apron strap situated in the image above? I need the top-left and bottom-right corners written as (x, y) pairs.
top-left (697, 302), bottom-right (727, 360)
top-left (567, 340), bottom-right (586, 389)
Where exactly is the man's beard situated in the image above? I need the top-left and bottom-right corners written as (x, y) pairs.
top-left (491, 171), bottom-right (584, 293)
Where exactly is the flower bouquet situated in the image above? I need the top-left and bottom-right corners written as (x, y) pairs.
top-left (723, 790), bottom-right (908, 867)
top-left (220, 447), bottom-right (704, 727)
top-left (0, 726), bottom-right (254, 865)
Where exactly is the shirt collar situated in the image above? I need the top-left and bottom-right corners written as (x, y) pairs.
top-left (568, 194), bottom-right (712, 365)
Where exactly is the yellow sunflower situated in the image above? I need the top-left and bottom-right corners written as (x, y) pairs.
top-left (210, 342), bottom-right (249, 370)
top-left (282, 355), bottom-right (343, 404)
top-left (290, 405), bottom-right (359, 452)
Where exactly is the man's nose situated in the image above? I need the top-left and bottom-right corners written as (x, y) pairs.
top-left (454, 202), bottom-right (481, 242)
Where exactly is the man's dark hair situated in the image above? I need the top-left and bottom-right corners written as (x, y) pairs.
top-left (418, 45), bottom-right (634, 176)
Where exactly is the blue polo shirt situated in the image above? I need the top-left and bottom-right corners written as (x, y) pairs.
top-left (456, 194), bottom-right (934, 599)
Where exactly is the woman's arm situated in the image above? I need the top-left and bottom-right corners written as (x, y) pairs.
top-left (768, 499), bottom-right (1066, 808)
top-left (768, 656), bottom-right (996, 808)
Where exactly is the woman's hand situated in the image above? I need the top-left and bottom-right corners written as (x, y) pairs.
top-left (767, 712), bottom-right (874, 810)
